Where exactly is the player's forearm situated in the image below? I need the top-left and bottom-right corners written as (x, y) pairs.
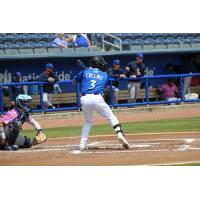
top-left (28, 117), bottom-right (42, 132)
top-left (0, 126), bottom-right (6, 145)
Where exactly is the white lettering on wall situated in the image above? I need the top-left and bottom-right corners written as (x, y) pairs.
top-left (145, 67), bottom-right (155, 76)
top-left (0, 69), bottom-right (71, 83)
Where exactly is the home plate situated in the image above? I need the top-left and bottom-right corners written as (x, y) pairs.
top-left (71, 150), bottom-right (81, 154)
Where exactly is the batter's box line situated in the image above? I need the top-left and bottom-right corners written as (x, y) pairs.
top-left (47, 131), bottom-right (200, 140)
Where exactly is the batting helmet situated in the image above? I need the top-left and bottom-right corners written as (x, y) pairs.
top-left (90, 56), bottom-right (107, 67)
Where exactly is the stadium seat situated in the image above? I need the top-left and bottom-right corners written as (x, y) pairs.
top-left (3, 42), bottom-right (18, 49)
top-left (47, 33), bottom-right (56, 43)
top-left (149, 33), bottom-right (163, 39)
top-left (191, 36), bottom-right (200, 43)
top-left (88, 46), bottom-right (101, 52)
top-left (25, 34), bottom-right (39, 42)
top-left (19, 49), bottom-right (34, 55)
top-left (34, 48), bottom-right (48, 55)
top-left (183, 37), bottom-right (194, 43)
top-left (75, 47), bottom-right (89, 53)
top-left (142, 38), bottom-right (155, 50)
top-left (89, 33), bottom-right (97, 45)
top-left (15, 42), bottom-right (27, 49)
top-left (0, 35), bottom-right (6, 43)
top-left (176, 37), bottom-right (185, 44)
top-left (0, 49), bottom-right (5, 56)
top-left (154, 37), bottom-right (166, 45)
top-left (14, 34), bottom-right (27, 43)
top-left (122, 33), bottom-right (133, 40)
top-left (112, 33), bottom-right (122, 38)
top-left (155, 44), bottom-right (167, 49)
top-left (5, 49), bottom-right (20, 56)
top-left (0, 44), bottom-right (4, 49)
top-left (143, 38), bottom-right (155, 45)
top-left (33, 34), bottom-right (47, 42)
top-left (130, 45), bottom-right (143, 51)
top-left (165, 37), bottom-right (179, 44)
top-left (47, 48), bottom-right (62, 54)
top-left (122, 39), bottom-right (132, 50)
top-left (3, 34), bottom-right (16, 43)
top-left (179, 43), bottom-right (191, 48)
top-left (143, 44), bottom-right (155, 50)
top-left (167, 43), bottom-right (179, 49)
top-left (131, 38), bottom-right (143, 46)
top-left (191, 43), bottom-right (200, 48)
top-left (27, 42), bottom-right (46, 48)
top-left (38, 41), bottom-right (51, 48)
top-left (61, 48), bottom-right (76, 54)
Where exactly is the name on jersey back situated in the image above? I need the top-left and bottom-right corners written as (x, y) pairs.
top-left (85, 73), bottom-right (103, 80)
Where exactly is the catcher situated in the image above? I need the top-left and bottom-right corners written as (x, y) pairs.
top-left (0, 94), bottom-right (47, 150)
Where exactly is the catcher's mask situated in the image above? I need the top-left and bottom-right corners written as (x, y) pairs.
top-left (16, 94), bottom-right (33, 113)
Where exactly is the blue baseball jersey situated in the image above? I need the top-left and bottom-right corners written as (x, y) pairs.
top-left (74, 67), bottom-right (109, 95)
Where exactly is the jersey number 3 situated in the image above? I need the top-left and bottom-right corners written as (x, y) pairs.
top-left (89, 80), bottom-right (97, 89)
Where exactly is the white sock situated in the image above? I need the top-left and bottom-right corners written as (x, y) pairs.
top-left (81, 122), bottom-right (92, 141)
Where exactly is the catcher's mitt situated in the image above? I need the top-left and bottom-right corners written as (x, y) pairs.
top-left (32, 132), bottom-right (47, 145)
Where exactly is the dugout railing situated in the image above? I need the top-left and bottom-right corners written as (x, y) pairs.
top-left (0, 80), bottom-right (81, 113)
top-left (0, 73), bottom-right (200, 113)
top-left (108, 73), bottom-right (200, 107)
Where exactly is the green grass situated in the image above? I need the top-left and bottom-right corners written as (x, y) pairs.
top-left (23, 116), bottom-right (200, 138)
top-left (173, 163), bottom-right (200, 166)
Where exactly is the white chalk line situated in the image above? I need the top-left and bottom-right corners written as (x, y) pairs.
top-left (0, 137), bottom-right (200, 154)
top-left (150, 160), bottom-right (200, 166)
top-left (47, 131), bottom-right (200, 141)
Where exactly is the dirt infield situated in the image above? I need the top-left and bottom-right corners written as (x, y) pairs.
top-left (0, 132), bottom-right (200, 166)
top-left (1, 105), bottom-right (200, 166)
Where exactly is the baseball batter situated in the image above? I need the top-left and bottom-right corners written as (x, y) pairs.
top-left (73, 56), bottom-right (129, 151)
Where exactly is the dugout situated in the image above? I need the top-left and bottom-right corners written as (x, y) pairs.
top-left (0, 49), bottom-right (200, 109)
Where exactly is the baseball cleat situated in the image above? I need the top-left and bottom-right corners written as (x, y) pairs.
top-left (79, 146), bottom-right (87, 151)
top-left (4, 144), bottom-right (19, 151)
top-left (117, 132), bottom-right (129, 149)
top-left (79, 139), bottom-right (88, 151)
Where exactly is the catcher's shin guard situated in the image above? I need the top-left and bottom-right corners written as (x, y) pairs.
top-left (21, 136), bottom-right (33, 148)
top-left (7, 129), bottom-right (20, 146)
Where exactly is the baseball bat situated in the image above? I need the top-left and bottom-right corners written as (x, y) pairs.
top-left (76, 59), bottom-right (87, 69)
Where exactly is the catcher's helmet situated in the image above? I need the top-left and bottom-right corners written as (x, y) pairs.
top-left (90, 56), bottom-right (108, 68)
top-left (16, 94), bottom-right (32, 113)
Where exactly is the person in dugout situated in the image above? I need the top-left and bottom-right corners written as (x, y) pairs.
top-left (0, 94), bottom-right (47, 150)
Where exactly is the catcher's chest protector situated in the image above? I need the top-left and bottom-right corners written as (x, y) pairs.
top-left (3, 109), bottom-right (29, 145)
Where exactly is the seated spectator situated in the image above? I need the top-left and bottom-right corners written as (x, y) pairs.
top-left (51, 33), bottom-right (70, 48)
top-left (72, 33), bottom-right (91, 48)
top-left (104, 59), bottom-right (126, 104)
top-left (159, 79), bottom-right (179, 101)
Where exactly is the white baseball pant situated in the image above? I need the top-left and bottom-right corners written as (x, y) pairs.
top-left (43, 92), bottom-right (54, 109)
top-left (183, 76), bottom-right (192, 97)
top-left (80, 94), bottom-right (121, 143)
top-left (127, 82), bottom-right (141, 103)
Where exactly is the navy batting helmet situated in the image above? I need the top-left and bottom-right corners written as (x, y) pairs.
top-left (90, 56), bottom-right (108, 68)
